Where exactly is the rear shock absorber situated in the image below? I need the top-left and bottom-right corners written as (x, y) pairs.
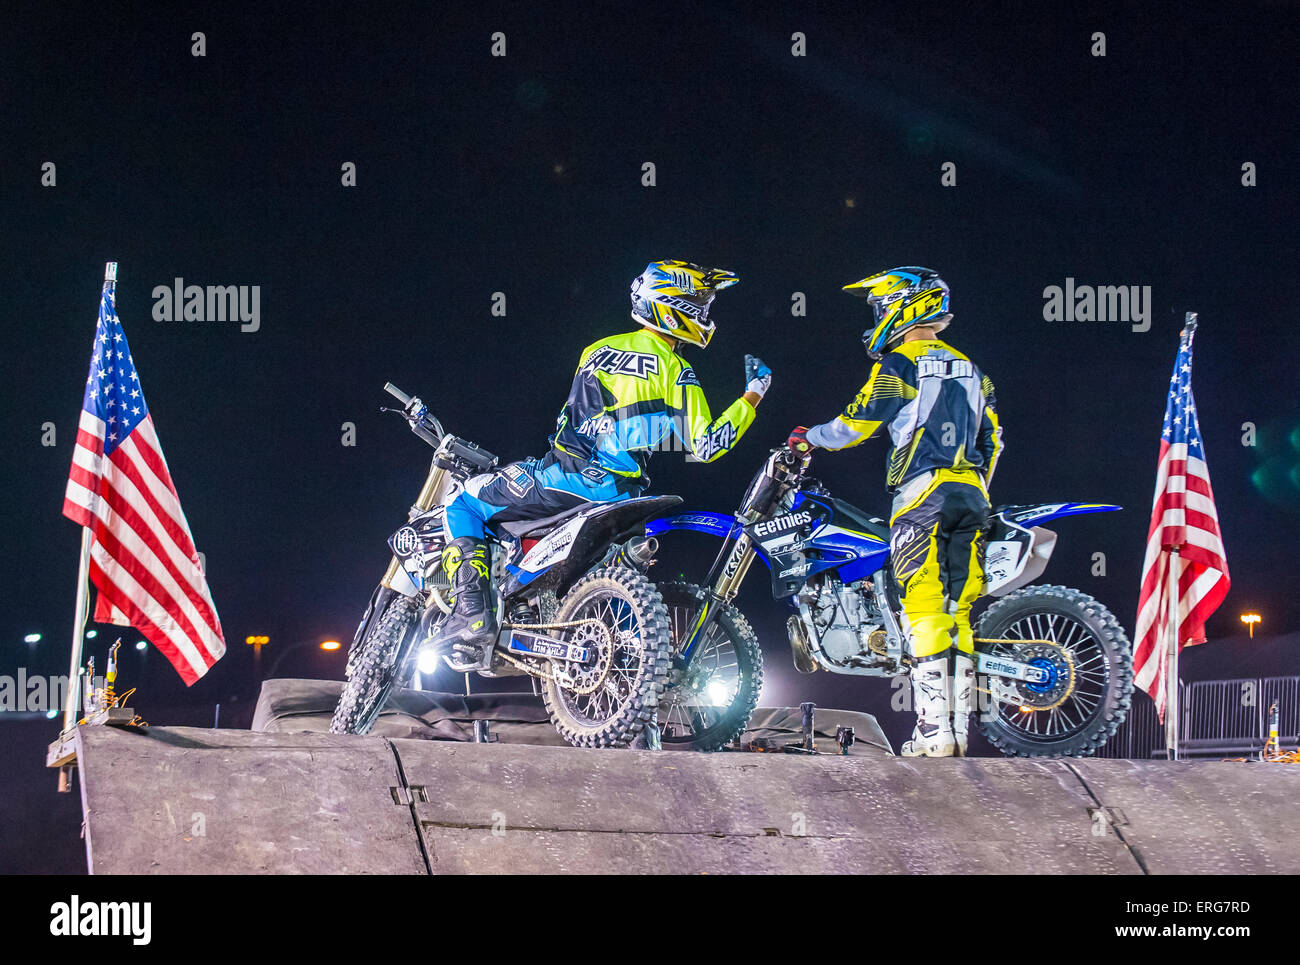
top-left (508, 602), bottom-right (536, 626)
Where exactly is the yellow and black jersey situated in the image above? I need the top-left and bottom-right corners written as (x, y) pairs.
top-left (806, 339), bottom-right (1003, 492)
top-left (550, 329), bottom-right (756, 480)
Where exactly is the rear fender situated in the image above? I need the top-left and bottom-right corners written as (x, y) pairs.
top-left (498, 495), bottom-right (683, 598)
top-left (985, 502), bottom-right (1119, 597)
top-left (991, 502), bottom-right (1120, 532)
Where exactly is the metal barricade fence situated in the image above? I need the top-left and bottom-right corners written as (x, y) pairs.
top-left (1091, 675), bottom-right (1300, 759)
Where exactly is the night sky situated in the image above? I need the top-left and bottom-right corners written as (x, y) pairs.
top-left (2, 3), bottom-right (1298, 870)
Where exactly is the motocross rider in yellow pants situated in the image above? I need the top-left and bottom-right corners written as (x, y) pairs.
top-left (788, 267), bottom-right (1003, 757)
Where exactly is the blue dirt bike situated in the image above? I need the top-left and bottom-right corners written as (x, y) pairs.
top-left (646, 446), bottom-right (1134, 757)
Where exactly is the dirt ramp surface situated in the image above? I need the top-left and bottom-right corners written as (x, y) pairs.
top-left (76, 726), bottom-right (426, 875)
top-left (249, 678), bottom-right (894, 755)
top-left (1067, 759), bottom-right (1300, 875)
top-left (398, 743), bottom-right (1136, 874)
top-left (75, 724), bottom-right (1300, 874)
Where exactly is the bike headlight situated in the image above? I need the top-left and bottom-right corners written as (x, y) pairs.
top-left (706, 679), bottom-right (732, 706)
top-left (417, 646), bottom-right (441, 676)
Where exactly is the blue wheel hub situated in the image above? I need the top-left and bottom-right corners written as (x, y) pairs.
top-left (1024, 656), bottom-right (1060, 694)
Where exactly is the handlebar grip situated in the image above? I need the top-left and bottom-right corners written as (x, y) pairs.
top-left (412, 424), bottom-right (440, 448)
top-left (384, 383), bottom-right (412, 406)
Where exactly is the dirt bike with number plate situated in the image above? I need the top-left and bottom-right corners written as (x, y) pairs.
top-left (330, 383), bottom-right (677, 748)
top-left (646, 446), bottom-right (1134, 756)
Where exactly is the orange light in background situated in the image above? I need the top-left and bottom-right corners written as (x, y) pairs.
top-left (320, 640), bottom-right (341, 651)
top-left (1240, 614), bottom-right (1261, 638)
top-left (245, 635), bottom-right (270, 646)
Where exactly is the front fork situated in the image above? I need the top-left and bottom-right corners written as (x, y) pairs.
top-left (678, 531), bottom-right (759, 667)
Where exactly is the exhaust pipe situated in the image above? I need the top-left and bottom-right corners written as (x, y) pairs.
top-left (612, 536), bottom-right (658, 572)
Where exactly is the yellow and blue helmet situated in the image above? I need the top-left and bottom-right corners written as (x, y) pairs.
top-left (844, 266), bottom-right (952, 359)
top-left (630, 260), bottom-right (739, 348)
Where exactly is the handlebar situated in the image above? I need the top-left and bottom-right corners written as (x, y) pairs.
top-left (382, 382), bottom-right (443, 447)
top-left (381, 383), bottom-right (497, 475)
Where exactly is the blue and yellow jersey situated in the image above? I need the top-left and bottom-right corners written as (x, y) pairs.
top-left (806, 339), bottom-right (1003, 492)
top-left (551, 329), bottom-right (756, 479)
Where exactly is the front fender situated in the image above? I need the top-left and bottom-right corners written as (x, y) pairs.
top-left (645, 510), bottom-right (774, 571)
top-left (645, 510), bottom-right (739, 541)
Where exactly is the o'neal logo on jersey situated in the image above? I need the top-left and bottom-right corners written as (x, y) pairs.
top-left (577, 414), bottom-right (615, 436)
top-left (693, 422), bottom-right (736, 461)
top-left (676, 367), bottom-right (701, 388)
top-left (583, 347), bottom-right (660, 379)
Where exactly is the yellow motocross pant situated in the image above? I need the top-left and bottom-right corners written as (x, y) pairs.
top-left (888, 469), bottom-right (990, 659)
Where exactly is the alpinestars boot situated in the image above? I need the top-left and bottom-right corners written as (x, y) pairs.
top-left (435, 537), bottom-right (498, 652)
top-left (951, 651), bottom-right (976, 757)
top-left (900, 652), bottom-right (955, 757)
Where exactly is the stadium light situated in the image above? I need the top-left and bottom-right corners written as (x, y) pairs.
top-left (23, 633), bottom-right (41, 644)
top-left (1241, 613), bottom-right (1262, 638)
top-left (319, 640), bottom-right (341, 651)
top-left (135, 640), bottom-right (147, 651)
top-left (245, 635), bottom-right (270, 646)
top-left (85, 629), bottom-right (97, 639)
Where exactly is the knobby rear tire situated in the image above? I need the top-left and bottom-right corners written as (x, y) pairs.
top-left (541, 566), bottom-right (671, 748)
top-left (976, 584), bottom-right (1133, 758)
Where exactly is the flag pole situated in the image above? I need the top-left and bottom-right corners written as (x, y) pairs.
top-left (62, 527), bottom-right (94, 734)
top-left (1164, 312), bottom-right (1196, 762)
top-left (61, 261), bottom-right (117, 736)
top-left (1165, 544), bottom-right (1181, 761)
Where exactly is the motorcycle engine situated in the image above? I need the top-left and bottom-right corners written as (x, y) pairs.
top-left (798, 577), bottom-right (886, 666)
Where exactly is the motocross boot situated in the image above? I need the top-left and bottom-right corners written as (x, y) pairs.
top-left (434, 537), bottom-right (498, 654)
top-left (900, 651), bottom-right (955, 757)
top-left (951, 650), bottom-right (976, 757)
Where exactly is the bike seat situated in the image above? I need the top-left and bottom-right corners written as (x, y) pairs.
top-left (493, 495), bottom-right (683, 542)
top-left (493, 504), bottom-right (594, 540)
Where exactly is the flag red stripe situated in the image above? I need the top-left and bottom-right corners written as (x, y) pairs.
top-left (66, 405), bottom-right (224, 684)
top-left (74, 424), bottom-right (200, 562)
top-left (86, 557), bottom-right (204, 686)
top-left (1133, 368), bottom-right (1229, 722)
top-left (77, 493), bottom-right (218, 653)
top-left (68, 451), bottom-right (221, 637)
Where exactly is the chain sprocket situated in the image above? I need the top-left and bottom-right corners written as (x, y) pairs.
top-left (976, 638), bottom-right (1076, 711)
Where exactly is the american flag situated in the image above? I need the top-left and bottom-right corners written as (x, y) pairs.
top-left (1133, 318), bottom-right (1229, 720)
top-left (62, 270), bottom-right (225, 684)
